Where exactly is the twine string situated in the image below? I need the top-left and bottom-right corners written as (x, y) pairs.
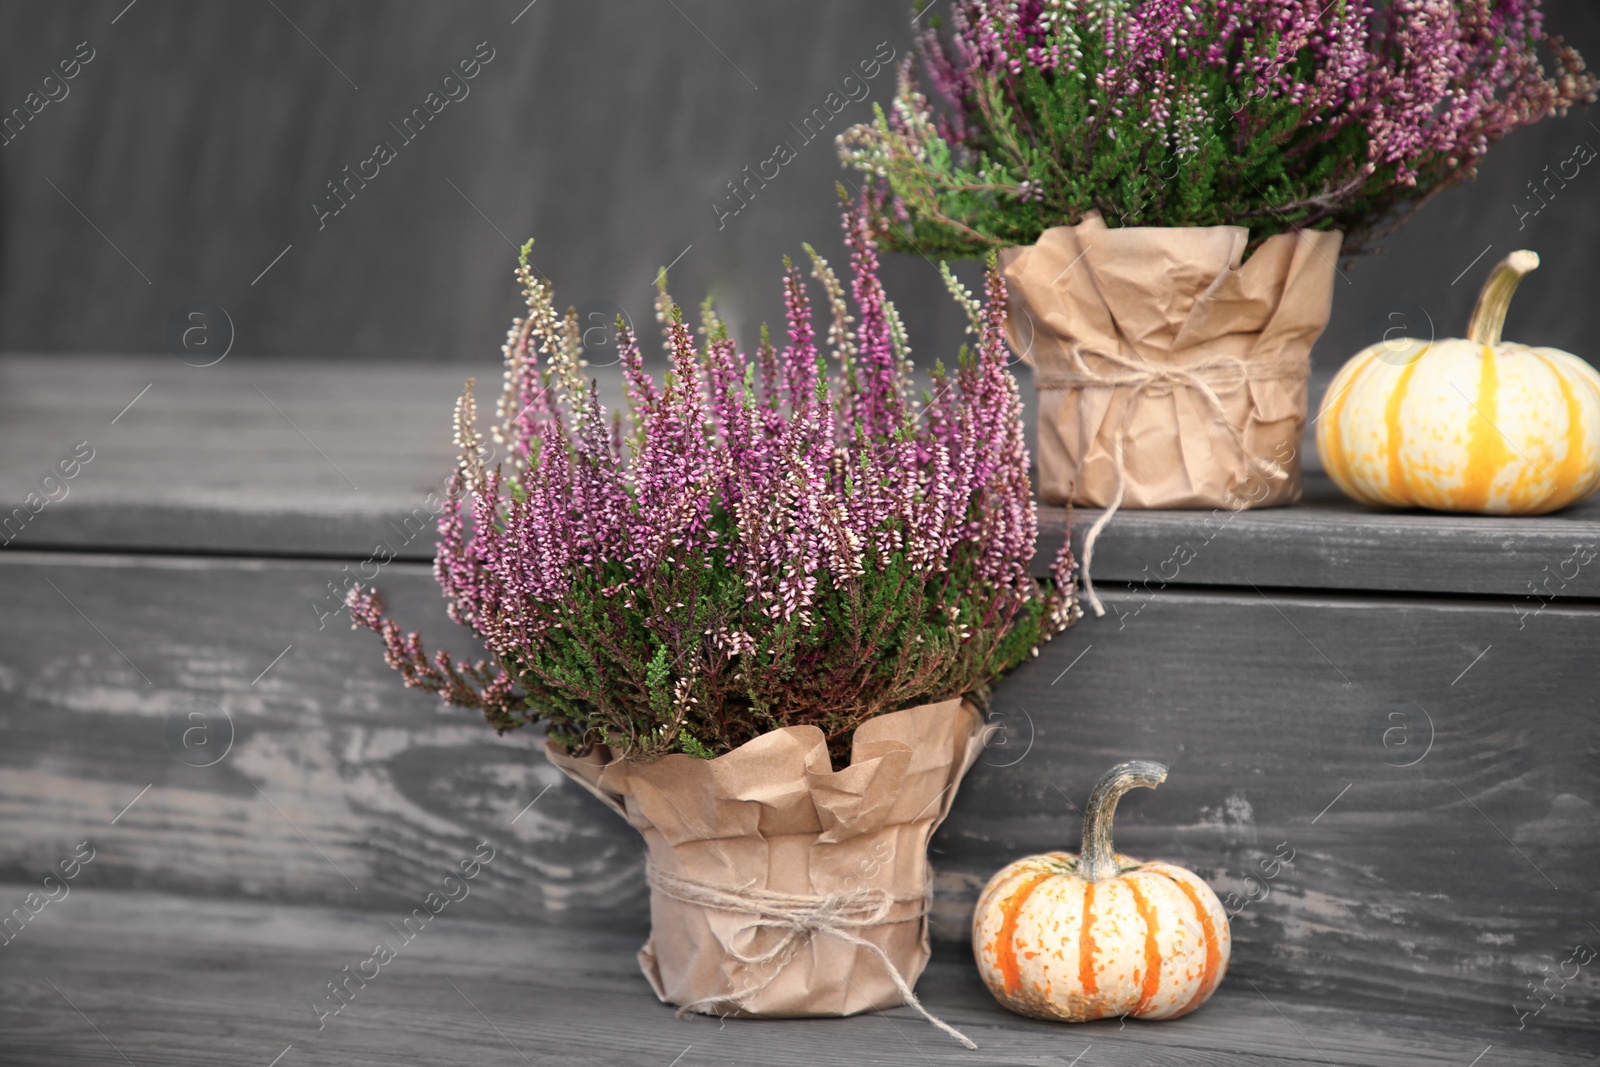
top-left (1036, 343), bottom-right (1303, 617)
top-left (646, 863), bottom-right (977, 1050)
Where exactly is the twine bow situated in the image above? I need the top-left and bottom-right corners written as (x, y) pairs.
top-left (1035, 343), bottom-right (1303, 617)
top-left (647, 863), bottom-right (977, 1050)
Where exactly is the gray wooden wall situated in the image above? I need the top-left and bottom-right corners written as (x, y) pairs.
top-left (1, 0), bottom-right (1598, 370)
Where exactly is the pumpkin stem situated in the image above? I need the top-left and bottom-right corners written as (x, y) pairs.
top-left (1077, 760), bottom-right (1168, 882)
top-left (1466, 250), bottom-right (1539, 346)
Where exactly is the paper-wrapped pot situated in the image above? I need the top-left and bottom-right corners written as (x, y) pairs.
top-left (546, 698), bottom-right (988, 1024)
top-left (1000, 211), bottom-right (1343, 511)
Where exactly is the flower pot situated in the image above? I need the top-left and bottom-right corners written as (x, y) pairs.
top-left (547, 697), bottom-right (987, 1035)
top-left (1000, 211), bottom-right (1343, 513)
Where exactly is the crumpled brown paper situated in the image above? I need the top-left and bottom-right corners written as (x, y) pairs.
top-left (546, 698), bottom-right (988, 1021)
top-left (1000, 211), bottom-right (1343, 510)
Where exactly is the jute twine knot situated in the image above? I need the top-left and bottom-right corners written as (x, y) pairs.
top-left (647, 862), bottom-right (977, 1050)
top-left (1035, 342), bottom-right (1304, 617)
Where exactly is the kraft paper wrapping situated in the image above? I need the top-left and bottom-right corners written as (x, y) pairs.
top-left (546, 698), bottom-right (988, 1021)
top-left (1000, 211), bottom-right (1343, 510)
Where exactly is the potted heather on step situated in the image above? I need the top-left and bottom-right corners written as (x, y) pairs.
top-left (347, 206), bottom-right (1078, 1046)
top-left (842, 1), bottom-right (1597, 602)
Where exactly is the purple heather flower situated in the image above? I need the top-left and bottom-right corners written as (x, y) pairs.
top-left (858, 0), bottom-right (1595, 243)
top-left (347, 203), bottom-right (1078, 737)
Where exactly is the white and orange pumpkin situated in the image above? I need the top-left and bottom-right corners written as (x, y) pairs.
top-left (972, 761), bottom-right (1230, 1022)
top-left (1317, 250), bottom-right (1600, 514)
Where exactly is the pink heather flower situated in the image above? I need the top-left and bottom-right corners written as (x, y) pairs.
top-left (846, 0), bottom-right (1596, 251)
top-left (346, 207), bottom-right (1080, 752)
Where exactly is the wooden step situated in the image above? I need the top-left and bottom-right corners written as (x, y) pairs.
top-left (1, 887), bottom-right (1592, 1066)
top-left (2, 354), bottom-right (1596, 1053)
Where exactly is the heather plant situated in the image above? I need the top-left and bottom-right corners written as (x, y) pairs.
top-left (348, 206), bottom-right (1079, 764)
top-left (840, 0), bottom-right (1597, 256)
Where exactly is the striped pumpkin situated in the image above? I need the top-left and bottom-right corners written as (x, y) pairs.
top-left (972, 762), bottom-right (1230, 1022)
top-left (1317, 250), bottom-right (1600, 514)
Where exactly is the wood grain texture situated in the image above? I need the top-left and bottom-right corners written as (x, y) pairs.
top-left (0, 354), bottom-right (567, 558)
top-left (0, 887), bottom-right (1593, 1066)
top-left (0, 1), bottom-right (974, 366)
top-left (1044, 478), bottom-right (1600, 600)
top-left (0, 550), bottom-right (641, 931)
top-left (7, 355), bottom-right (1598, 603)
top-left (1, 2), bottom-right (1597, 380)
top-left (4, 2), bottom-right (1598, 1052)
top-left (2, 547), bottom-right (1595, 1028)
top-left (939, 587), bottom-right (1600, 1028)
top-left (0, 354), bottom-right (1030, 560)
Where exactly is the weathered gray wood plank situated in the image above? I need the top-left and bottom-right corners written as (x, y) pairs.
top-left (0, 550), bottom-right (638, 932)
top-left (2, 2), bottom-right (1597, 384)
top-left (941, 586), bottom-right (1600, 1028)
top-left (0, 354), bottom-right (507, 558)
top-left (1043, 482), bottom-right (1600, 601)
top-left (0, 887), bottom-right (1591, 1066)
top-left (2, 548), bottom-right (1594, 1027)
top-left (7, 355), bottom-right (1600, 601)
top-left (0, 1), bottom-right (979, 366)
